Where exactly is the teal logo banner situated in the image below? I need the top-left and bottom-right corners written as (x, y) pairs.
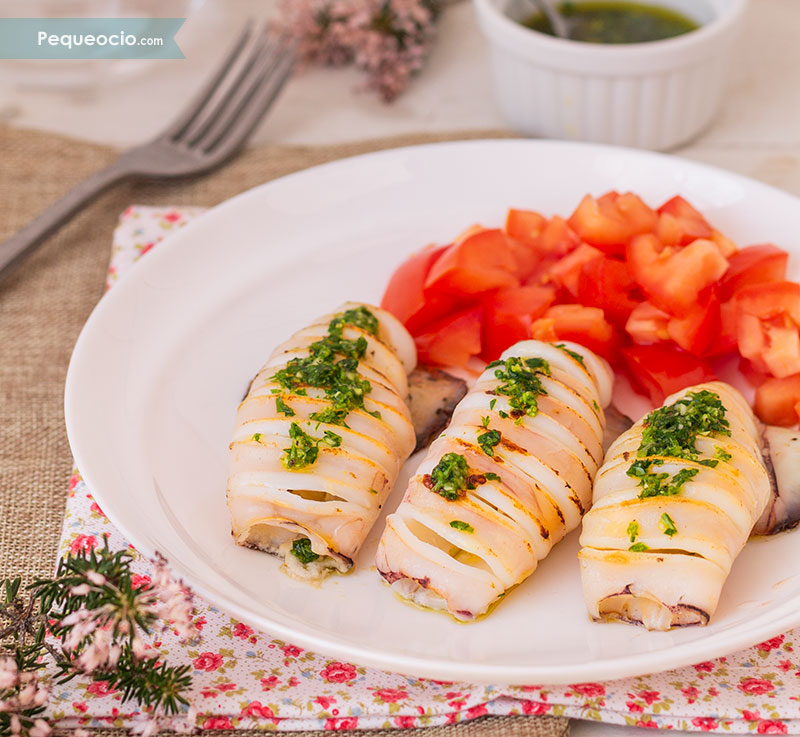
top-left (0, 18), bottom-right (185, 59)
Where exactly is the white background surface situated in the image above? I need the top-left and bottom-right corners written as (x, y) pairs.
top-left (4, 0), bottom-right (800, 733)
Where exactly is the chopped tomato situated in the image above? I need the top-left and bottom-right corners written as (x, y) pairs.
top-left (627, 234), bottom-right (729, 316)
top-left (626, 301), bottom-right (670, 344)
top-left (736, 281), bottom-right (800, 377)
top-left (754, 374), bottom-right (800, 426)
top-left (531, 304), bottom-right (620, 363)
top-left (535, 215), bottom-right (581, 256)
top-left (424, 228), bottom-right (519, 296)
top-left (568, 192), bottom-right (657, 255)
top-left (576, 255), bottom-right (640, 325)
top-left (481, 285), bottom-right (556, 361)
top-left (505, 208), bottom-right (546, 247)
top-left (720, 244), bottom-right (789, 301)
top-left (666, 287), bottom-right (720, 356)
top-left (415, 307), bottom-right (482, 367)
top-left (705, 299), bottom-right (739, 357)
top-left (710, 229), bottom-right (738, 258)
top-left (381, 244), bottom-right (456, 333)
top-left (657, 196), bottom-right (713, 244)
top-left (622, 344), bottom-right (717, 405)
top-left (548, 243), bottom-right (603, 297)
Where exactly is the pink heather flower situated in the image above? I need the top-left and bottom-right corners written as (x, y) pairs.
top-left (147, 555), bottom-right (198, 643)
top-left (0, 657), bottom-right (18, 690)
top-left (278, 0), bottom-right (441, 102)
top-left (86, 570), bottom-right (107, 586)
top-left (29, 719), bottom-right (52, 737)
top-left (130, 714), bottom-right (160, 737)
top-left (10, 715), bottom-right (21, 735)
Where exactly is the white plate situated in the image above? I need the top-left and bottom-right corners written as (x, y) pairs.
top-left (66, 139), bottom-right (800, 685)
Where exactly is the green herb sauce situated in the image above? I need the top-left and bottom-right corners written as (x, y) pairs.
top-left (488, 356), bottom-right (551, 420)
top-left (281, 422), bottom-right (342, 471)
top-left (627, 390), bottom-right (730, 500)
top-left (523, 1), bottom-right (699, 44)
top-left (291, 538), bottom-right (320, 565)
top-left (271, 306), bottom-right (380, 473)
top-left (477, 428), bottom-right (502, 458)
top-left (450, 520), bottom-right (475, 533)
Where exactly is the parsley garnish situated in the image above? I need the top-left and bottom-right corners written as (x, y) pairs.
top-left (629, 390), bottom-right (730, 500)
top-left (628, 542), bottom-right (649, 552)
top-left (489, 398), bottom-right (497, 410)
top-left (481, 415), bottom-right (490, 428)
top-left (309, 406), bottom-right (350, 426)
top-left (714, 446), bottom-right (732, 462)
top-left (477, 429), bottom-right (502, 458)
top-left (251, 432), bottom-right (262, 442)
top-left (450, 520), bottom-right (475, 533)
top-left (555, 343), bottom-right (586, 367)
top-left (427, 453), bottom-right (472, 501)
top-left (660, 512), bottom-right (678, 537)
top-left (275, 396), bottom-right (295, 417)
top-left (627, 520), bottom-right (639, 543)
top-left (290, 538), bottom-right (319, 565)
top-left (484, 472), bottom-right (501, 482)
top-left (491, 356), bottom-right (551, 419)
top-left (281, 422), bottom-right (342, 471)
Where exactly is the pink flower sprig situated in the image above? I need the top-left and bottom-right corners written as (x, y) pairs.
top-left (278, 0), bottom-right (445, 101)
top-left (1, 540), bottom-right (201, 737)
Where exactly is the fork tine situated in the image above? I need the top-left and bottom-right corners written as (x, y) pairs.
top-left (179, 25), bottom-right (274, 149)
top-left (202, 48), bottom-right (295, 160)
top-left (160, 20), bottom-right (255, 143)
top-left (192, 35), bottom-right (294, 153)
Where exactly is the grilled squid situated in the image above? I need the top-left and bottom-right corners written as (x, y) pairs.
top-left (227, 302), bottom-right (417, 582)
top-left (579, 381), bottom-right (772, 630)
top-left (376, 340), bottom-right (613, 620)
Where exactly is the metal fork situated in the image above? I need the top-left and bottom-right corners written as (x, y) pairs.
top-left (0, 22), bottom-right (295, 282)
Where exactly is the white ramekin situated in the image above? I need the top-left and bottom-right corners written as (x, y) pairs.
top-left (473, 0), bottom-right (748, 150)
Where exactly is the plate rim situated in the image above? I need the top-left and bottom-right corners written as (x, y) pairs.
top-left (65, 137), bottom-right (800, 684)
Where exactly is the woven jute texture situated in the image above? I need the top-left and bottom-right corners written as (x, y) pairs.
top-left (0, 125), bottom-right (567, 737)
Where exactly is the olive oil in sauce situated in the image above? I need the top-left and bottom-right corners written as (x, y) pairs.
top-left (523, 1), bottom-right (700, 44)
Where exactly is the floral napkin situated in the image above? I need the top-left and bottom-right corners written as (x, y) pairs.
top-left (49, 205), bottom-right (800, 734)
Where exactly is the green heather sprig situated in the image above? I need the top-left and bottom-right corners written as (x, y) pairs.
top-left (0, 539), bottom-right (200, 737)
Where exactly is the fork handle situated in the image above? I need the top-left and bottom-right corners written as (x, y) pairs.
top-left (0, 159), bottom-right (135, 283)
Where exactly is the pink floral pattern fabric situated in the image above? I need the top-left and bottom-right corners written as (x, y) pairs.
top-left (49, 206), bottom-right (800, 733)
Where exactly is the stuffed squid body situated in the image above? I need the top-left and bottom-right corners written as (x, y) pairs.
top-left (376, 340), bottom-right (613, 620)
top-left (579, 381), bottom-right (772, 630)
top-left (227, 302), bottom-right (417, 581)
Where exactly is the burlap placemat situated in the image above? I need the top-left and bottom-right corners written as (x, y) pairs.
top-left (0, 125), bottom-right (566, 737)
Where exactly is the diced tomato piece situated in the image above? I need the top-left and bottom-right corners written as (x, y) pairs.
top-left (424, 228), bottom-right (519, 296)
top-left (523, 255), bottom-right (561, 288)
top-left (754, 374), bottom-right (800, 426)
top-left (506, 239), bottom-right (542, 281)
top-left (549, 243), bottom-right (604, 297)
top-left (627, 234), bottom-right (729, 316)
top-left (736, 281), bottom-right (800, 323)
top-left (736, 281), bottom-right (800, 377)
top-left (481, 285), bottom-right (555, 361)
top-left (414, 307), bottom-right (482, 367)
top-left (657, 196), bottom-right (713, 244)
top-left (666, 287), bottom-right (721, 356)
top-left (505, 208), bottom-right (546, 246)
top-left (710, 229), bottom-right (738, 258)
top-left (535, 215), bottom-right (581, 256)
top-left (576, 255), bottom-right (640, 326)
top-left (719, 244), bottom-right (789, 301)
top-left (531, 304), bottom-right (620, 363)
top-left (705, 300), bottom-right (739, 357)
top-left (568, 192), bottom-right (657, 255)
top-left (626, 301), bottom-right (670, 344)
top-left (655, 213), bottom-right (683, 246)
top-left (381, 244), bottom-right (456, 333)
top-left (622, 344), bottom-right (717, 405)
